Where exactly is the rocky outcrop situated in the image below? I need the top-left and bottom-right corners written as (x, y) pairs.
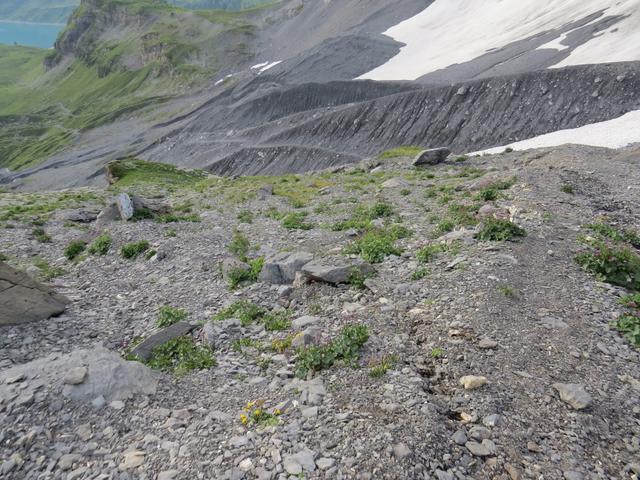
top-left (0, 262), bottom-right (69, 326)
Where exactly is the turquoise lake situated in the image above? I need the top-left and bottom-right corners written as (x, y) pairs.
top-left (0, 21), bottom-right (64, 49)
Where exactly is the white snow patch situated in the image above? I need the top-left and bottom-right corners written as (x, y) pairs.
top-left (214, 74), bottom-right (234, 86)
top-left (259, 61), bottom-right (282, 73)
top-left (470, 110), bottom-right (640, 155)
top-left (251, 61), bottom-right (270, 70)
top-left (359, 0), bottom-right (640, 81)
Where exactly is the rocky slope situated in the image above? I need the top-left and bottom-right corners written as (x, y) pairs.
top-left (1, 145), bottom-right (639, 479)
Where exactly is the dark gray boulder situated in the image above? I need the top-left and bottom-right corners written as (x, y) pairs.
top-left (412, 148), bottom-right (451, 166)
top-left (300, 260), bottom-right (375, 285)
top-left (259, 252), bottom-right (313, 284)
top-left (0, 262), bottom-right (69, 326)
top-left (129, 322), bottom-right (196, 362)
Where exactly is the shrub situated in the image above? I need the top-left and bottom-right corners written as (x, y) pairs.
top-left (32, 227), bottom-right (51, 243)
top-left (561, 184), bottom-right (574, 194)
top-left (143, 336), bottom-right (215, 375)
top-left (476, 219), bottom-right (526, 241)
top-left (227, 257), bottom-right (264, 289)
top-left (64, 240), bottom-right (87, 261)
top-left (295, 324), bottom-right (369, 379)
top-left (344, 228), bottom-right (403, 263)
top-left (411, 267), bottom-right (430, 280)
top-left (369, 354), bottom-right (398, 378)
top-left (156, 306), bottom-right (188, 328)
top-left (33, 258), bottom-right (66, 280)
top-left (575, 241), bottom-right (640, 291)
top-left (416, 243), bottom-right (447, 263)
top-left (228, 230), bottom-right (250, 260)
top-left (214, 300), bottom-right (265, 326)
top-left (121, 240), bottom-right (150, 259)
top-left (477, 187), bottom-right (498, 202)
top-left (282, 212), bottom-right (314, 230)
top-left (615, 314), bottom-right (640, 347)
top-left (237, 210), bottom-right (254, 224)
top-left (88, 234), bottom-right (112, 255)
top-left (262, 311), bottom-right (291, 332)
top-left (331, 202), bottom-right (394, 231)
top-left (586, 222), bottom-right (640, 249)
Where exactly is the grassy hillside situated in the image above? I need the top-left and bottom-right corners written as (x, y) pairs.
top-left (0, 0), bottom-right (262, 171)
top-left (0, 1), bottom-right (79, 24)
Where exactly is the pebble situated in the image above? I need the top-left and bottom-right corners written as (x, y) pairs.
top-left (465, 439), bottom-right (496, 457)
top-left (63, 367), bottom-right (88, 385)
top-left (460, 375), bottom-right (488, 390)
top-left (393, 443), bottom-right (412, 459)
top-left (552, 383), bottom-right (593, 410)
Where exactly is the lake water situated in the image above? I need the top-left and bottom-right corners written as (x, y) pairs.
top-left (0, 21), bottom-right (64, 49)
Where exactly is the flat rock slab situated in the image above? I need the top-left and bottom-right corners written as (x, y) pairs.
top-left (553, 383), bottom-right (593, 410)
top-left (0, 261), bottom-right (69, 326)
top-left (0, 347), bottom-right (157, 405)
top-left (130, 322), bottom-right (196, 361)
top-left (301, 260), bottom-right (375, 285)
top-left (259, 251), bottom-right (313, 284)
top-left (117, 193), bottom-right (135, 220)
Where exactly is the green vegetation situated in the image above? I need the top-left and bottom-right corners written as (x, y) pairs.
top-left (369, 354), bottom-right (398, 378)
top-left (615, 294), bottom-right (640, 347)
top-left (344, 226), bottom-right (410, 263)
top-left (585, 221), bottom-right (640, 248)
top-left (87, 233), bottom-right (112, 255)
top-left (282, 212), bottom-right (314, 230)
top-left (239, 399), bottom-right (282, 428)
top-left (32, 227), bottom-right (51, 243)
top-left (214, 301), bottom-right (290, 330)
top-left (237, 210), bottom-right (254, 224)
top-left (33, 258), bottom-right (66, 280)
top-left (271, 335), bottom-right (294, 353)
top-left (331, 201), bottom-right (394, 231)
top-left (64, 240), bottom-right (86, 261)
top-left (121, 240), bottom-right (150, 259)
top-left (476, 218), bottom-right (526, 242)
top-left (156, 306), bottom-right (188, 328)
top-left (227, 257), bottom-right (264, 289)
top-left (295, 324), bottom-right (369, 379)
top-left (430, 347), bottom-right (444, 358)
top-left (378, 146), bottom-right (423, 160)
top-left (411, 267), bottom-right (430, 280)
top-left (107, 159), bottom-right (208, 188)
top-left (561, 184), bottom-right (574, 194)
top-left (498, 284), bottom-right (517, 298)
top-left (0, 0), bottom-right (261, 171)
top-left (416, 243), bottom-right (448, 263)
top-left (576, 223), bottom-right (640, 292)
top-left (229, 230), bottom-right (250, 259)
top-left (142, 336), bottom-right (215, 375)
top-left (0, 190), bottom-right (101, 223)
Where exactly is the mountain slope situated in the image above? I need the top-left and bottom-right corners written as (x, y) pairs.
top-left (0, 0), bottom-right (78, 24)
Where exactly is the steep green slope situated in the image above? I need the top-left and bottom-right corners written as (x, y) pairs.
top-left (0, 1), bottom-right (79, 24)
top-left (0, 0), bottom-right (261, 171)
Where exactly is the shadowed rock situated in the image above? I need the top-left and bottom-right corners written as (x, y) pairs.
top-left (301, 260), bottom-right (375, 285)
top-left (259, 252), bottom-right (313, 284)
top-left (413, 148), bottom-right (451, 166)
top-left (0, 261), bottom-right (69, 326)
top-left (129, 322), bottom-right (196, 362)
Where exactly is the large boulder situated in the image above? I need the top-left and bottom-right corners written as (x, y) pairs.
top-left (300, 260), bottom-right (375, 285)
top-left (413, 148), bottom-right (451, 167)
top-left (259, 251), bottom-right (313, 284)
top-left (0, 347), bottom-right (157, 405)
top-left (0, 262), bottom-right (69, 326)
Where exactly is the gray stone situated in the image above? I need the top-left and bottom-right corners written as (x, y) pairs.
top-left (1, 347), bottom-right (157, 404)
top-left (465, 439), bottom-right (496, 457)
top-left (292, 315), bottom-right (320, 330)
top-left (117, 193), bottom-right (135, 220)
top-left (541, 317), bottom-right (569, 329)
top-left (413, 147), bottom-right (451, 166)
top-left (62, 210), bottom-right (98, 223)
top-left (564, 471), bottom-right (584, 480)
top-left (478, 338), bottom-right (498, 349)
top-left (95, 203), bottom-right (120, 229)
top-left (393, 443), bottom-right (412, 459)
top-left (482, 414), bottom-right (504, 427)
top-left (452, 430), bottom-right (467, 445)
top-left (258, 251), bottom-right (313, 284)
top-left (553, 383), bottom-right (592, 410)
top-left (382, 177), bottom-right (410, 188)
top-left (301, 260), bottom-right (375, 285)
top-left (63, 367), bottom-right (88, 385)
top-left (316, 457), bottom-right (335, 470)
top-left (129, 322), bottom-right (196, 361)
top-left (0, 261), bottom-right (70, 326)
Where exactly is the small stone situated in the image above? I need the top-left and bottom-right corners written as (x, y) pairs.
top-left (505, 463), bottom-right (521, 480)
top-left (460, 375), bottom-right (487, 390)
top-left (91, 395), bottom-right (106, 409)
top-left (465, 439), bottom-right (496, 457)
top-left (393, 443), bottom-right (412, 459)
top-left (58, 454), bottom-right (80, 471)
top-left (316, 457), bottom-right (335, 470)
top-left (238, 458), bottom-right (253, 472)
top-left (119, 451), bottom-right (145, 470)
top-left (302, 406), bottom-right (318, 419)
top-left (6, 373), bottom-right (26, 384)
top-left (564, 471), bottom-right (584, 480)
top-left (527, 441), bottom-right (543, 453)
top-left (552, 383), bottom-right (592, 410)
top-left (482, 414), bottom-right (503, 427)
top-left (110, 400), bottom-right (125, 410)
top-left (478, 338), bottom-right (498, 349)
top-left (158, 470), bottom-right (180, 480)
top-left (284, 456), bottom-right (302, 475)
top-left (452, 430), bottom-right (467, 445)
